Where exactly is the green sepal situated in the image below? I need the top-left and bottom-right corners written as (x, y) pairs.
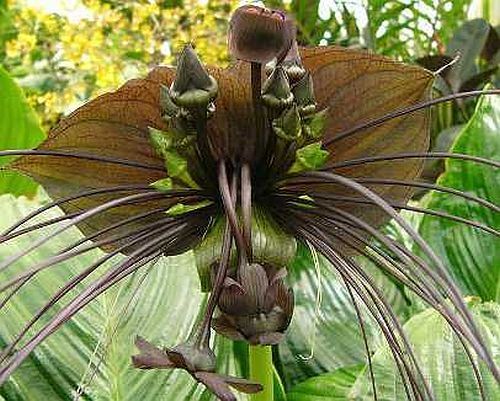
top-left (272, 105), bottom-right (302, 141)
top-left (164, 150), bottom-right (199, 188)
top-left (149, 127), bottom-right (194, 155)
top-left (150, 177), bottom-right (173, 192)
top-left (302, 108), bottom-right (328, 140)
top-left (148, 127), bottom-right (199, 188)
top-left (194, 208), bottom-right (297, 292)
top-left (166, 200), bottom-right (212, 216)
top-left (289, 142), bottom-right (329, 173)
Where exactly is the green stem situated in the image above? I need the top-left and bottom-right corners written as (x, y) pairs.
top-left (249, 345), bottom-right (274, 401)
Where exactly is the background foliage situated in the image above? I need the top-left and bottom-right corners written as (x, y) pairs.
top-left (0, 0), bottom-right (499, 400)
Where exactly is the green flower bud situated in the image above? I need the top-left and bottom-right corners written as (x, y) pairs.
top-left (229, 5), bottom-right (295, 64)
top-left (261, 66), bottom-right (294, 109)
top-left (282, 41), bottom-right (306, 83)
top-left (292, 72), bottom-right (317, 116)
top-left (170, 44), bottom-right (218, 108)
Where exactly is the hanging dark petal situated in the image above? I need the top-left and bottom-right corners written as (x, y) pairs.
top-left (132, 337), bottom-right (175, 369)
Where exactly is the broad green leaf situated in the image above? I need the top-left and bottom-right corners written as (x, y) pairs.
top-left (352, 301), bottom-right (500, 400)
top-left (418, 93), bottom-right (500, 301)
top-left (0, 66), bottom-right (46, 197)
top-left (0, 192), bottom-right (246, 400)
top-left (287, 365), bottom-right (363, 401)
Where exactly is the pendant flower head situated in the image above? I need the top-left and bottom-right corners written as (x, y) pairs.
top-left (1, 3), bottom-right (500, 401)
top-left (213, 264), bottom-right (294, 345)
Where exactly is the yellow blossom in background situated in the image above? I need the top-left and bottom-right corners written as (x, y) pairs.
top-left (3, 0), bottom-right (236, 130)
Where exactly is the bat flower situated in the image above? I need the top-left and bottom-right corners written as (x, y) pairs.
top-left (1, 3), bottom-right (500, 400)
top-left (212, 264), bottom-right (294, 345)
top-left (132, 337), bottom-right (262, 401)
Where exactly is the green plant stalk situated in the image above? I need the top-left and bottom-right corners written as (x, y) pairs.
top-left (249, 345), bottom-right (274, 401)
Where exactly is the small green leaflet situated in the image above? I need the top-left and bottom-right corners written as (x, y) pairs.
top-left (302, 109), bottom-right (328, 139)
top-left (289, 142), bottom-right (329, 173)
top-left (150, 177), bottom-right (174, 191)
top-left (166, 200), bottom-right (212, 216)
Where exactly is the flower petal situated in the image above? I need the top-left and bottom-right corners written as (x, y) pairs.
top-left (212, 315), bottom-right (246, 341)
top-left (218, 277), bottom-right (251, 316)
top-left (193, 371), bottom-right (237, 401)
top-left (219, 374), bottom-right (263, 394)
top-left (239, 263), bottom-right (269, 312)
top-left (132, 336), bottom-right (174, 369)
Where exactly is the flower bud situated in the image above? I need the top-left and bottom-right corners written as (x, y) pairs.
top-left (228, 5), bottom-right (295, 64)
top-left (261, 66), bottom-right (293, 109)
top-left (160, 84), bottom-right (180, 121)
top-left (132, 337), bottom-right (262, 400)
top-left (213, 264), bottom-right (294, 345)
top-left (170, 44), bottom-right (218, 108)
top-left (282, 41), bottom-right (306, 83)
top-left (292, 72), bottom-right (317, 116)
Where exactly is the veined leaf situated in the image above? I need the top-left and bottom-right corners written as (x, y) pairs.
top-left (352, 301), bottom-right (500, 400)
top-left (287, 365), bottom-right (363, 401)
top-left (418, 93), bottom-right (500, 301)
top-left (446, 19), bottom-right (491, 91)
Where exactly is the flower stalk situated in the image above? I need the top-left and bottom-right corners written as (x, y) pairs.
top-left (249, 345), bottom-right (274, 401)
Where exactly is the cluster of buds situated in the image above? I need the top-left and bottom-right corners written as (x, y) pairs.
top-left (229, 5), bottom-right (329, 173)
top-left (149, 44), bottom-right (219, 190)
top-left (262, 45), bottom-right (329, 173)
